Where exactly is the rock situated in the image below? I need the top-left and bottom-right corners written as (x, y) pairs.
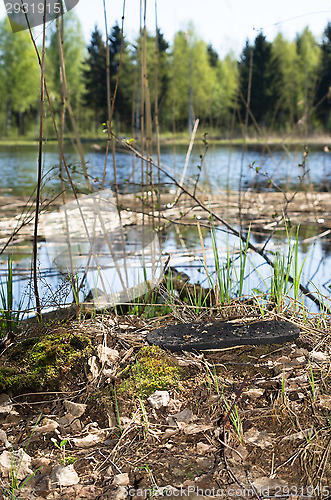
top-left (57, 413), bottom-right (82, 432)
top-left (252, 476), bottom-right (289, 494)
top-left (244, 428), bottom-right (274, 449)
top-left (244, 388), bottom-right (265, 400)
top-left (0, 449), bottom-right (33, 480)
top-left (0, 394), bottom-right (13, 414)
top-left (50, 464), bottom-right (79, 488)
top-left (281, 428), bottom-right (313, 442)
top-left (317, 394), bottom-right (331, 410)
top-left (182, 423), bottom-right (213, 434)
top-left (309, 351), bottom-right (329, 363)
top-left (0, 429), bottom-right (10, 448)
top-left (147, 390), bottom-right (170, 409)
top-left (97, 345), bottom-right (119, 365)
top-left (64, 400), bottom-right (87, 417)
top-left (113, 473), bottom-right (130, 486)
top-left (72, 431), bottom-right (106, 448)
top-left (35, 418), bottom-right (59, 433)
top-left (88, 356), bottom-right (99, 380)
top-left (167, 408), bottom-right (194, 427)
top-left (196, 442), bottom-right (212, 454)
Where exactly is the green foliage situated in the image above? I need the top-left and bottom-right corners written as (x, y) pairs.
top-left (272, 34), bottom-right (300, 128)
top-left (166, 26), bottom-right (216, 131)
top-left (315, 22), bottom-right (331, 129)
top-left (296, 27), bottom-right (322, 130)
top-left (118, 345), bottom-right (179, 397)
top-left (211, 52), bottom-right (238, 130)
top-left (133, 28), bottom-right (170, 126)
top-left (82, 27), bottom-right (108, 126)
top-left (1, 415), bottom-right (42, 499)
top-left (0, 18), bottom-right (329, 136)
top-left (0, 18), bottom-right (39, 135)
top-left (45, 12), bottom-right (85, 115)
top-left (0, 329), bottom-right (92, 393)
top-left (239, 33), bottom-right (282, 128)
top-left (0, 256), bottom-right (23, 336)
top-left (109, 23), bottom-right (135, 129)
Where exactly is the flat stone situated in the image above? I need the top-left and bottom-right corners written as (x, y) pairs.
top-left (146, 320), bottom-right (300, 352)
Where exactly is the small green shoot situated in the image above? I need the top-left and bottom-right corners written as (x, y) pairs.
top-left (0, 256), bottom-right (23, 337)
top-left (223, 396), bottom-right (243, 443)
top-left (1, 414), bottom-right (42, 499)
top-left (238, 226), bottom-right (251, 298)
top-left (138, 396), bottom-right (149, 434)
top-left (51, 438), bottom-right (68, 464)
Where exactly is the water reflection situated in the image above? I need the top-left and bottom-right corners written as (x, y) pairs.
top-left (0, 142), bottom-right (329, 196)
top-left (0, 141), bottom-right (330, 314)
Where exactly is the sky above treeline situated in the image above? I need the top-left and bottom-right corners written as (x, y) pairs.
top-left (0, 0), bottom-right (330, 56)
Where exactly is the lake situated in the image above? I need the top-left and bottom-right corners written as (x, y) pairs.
top-left (0, 141), bottom-right (330, 315)
top-left (0, 141), bottom-right (329, 195)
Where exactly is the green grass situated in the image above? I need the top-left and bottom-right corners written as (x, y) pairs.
top-left (0, 256), bottom-right (23, 337)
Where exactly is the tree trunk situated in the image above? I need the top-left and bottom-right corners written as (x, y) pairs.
top-left (18, 111), bottom-right (24, 135)
top-left (6, 102), bottom-right (12, 136)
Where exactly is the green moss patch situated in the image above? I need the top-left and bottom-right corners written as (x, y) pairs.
top-left (0, 327), bottom-right (92, 394)
top-left (118, 345), bottom-right (180, 398)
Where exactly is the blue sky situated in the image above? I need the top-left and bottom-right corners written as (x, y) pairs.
top-left (72, 0), bottom-right (331, 56)
top-left (1, 0), bottom-right (330, 56)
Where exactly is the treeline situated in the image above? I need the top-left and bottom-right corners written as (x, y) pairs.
top-left (0, 13), bottom-right (330, 137)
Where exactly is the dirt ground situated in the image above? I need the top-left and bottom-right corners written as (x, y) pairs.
top-left (0, 305), bottom-right (330, 500)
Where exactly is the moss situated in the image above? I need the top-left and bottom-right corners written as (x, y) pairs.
top-left (118, 345), bottom-right (180, 398)
top-left (0, 328), bottom-right (92, 394)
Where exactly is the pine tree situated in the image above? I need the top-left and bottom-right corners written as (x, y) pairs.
top-left (82, 27), bottom-right (107, 127)
top-left (239, 33), bottom-right (281, 129)
top-left (315, 23), bottom-right (331, 129)
top-left (109, 23), bottom-right (134, 128)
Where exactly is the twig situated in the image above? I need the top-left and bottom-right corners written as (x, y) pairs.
top-left (138, 254), bottom-right (170, 317)
top-left (110, 131), bottom-right (331, 313)
top-left (32, 0), bottom-right (47, 321)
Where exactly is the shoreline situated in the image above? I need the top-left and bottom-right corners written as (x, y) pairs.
top-left (0, 133), bottom-right (330, 149)
top-left (0, 191), bottom-right (330, 253)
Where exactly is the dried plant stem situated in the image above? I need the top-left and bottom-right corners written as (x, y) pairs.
top-left (111, 131), bottom-right (330, 314)
top-left (32, 0), bottom-right (47, 321)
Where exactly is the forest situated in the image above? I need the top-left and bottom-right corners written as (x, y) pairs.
top-left (0, 13), bottom-right (330, 138)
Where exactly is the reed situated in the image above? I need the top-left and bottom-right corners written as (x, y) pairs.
top-left (0, 257), bottom-right (23, 336)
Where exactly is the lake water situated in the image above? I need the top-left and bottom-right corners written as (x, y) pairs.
top-left (0, 142), bottom-right (330, 315)
top-left (0, 141), bottom-right (329, 195)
